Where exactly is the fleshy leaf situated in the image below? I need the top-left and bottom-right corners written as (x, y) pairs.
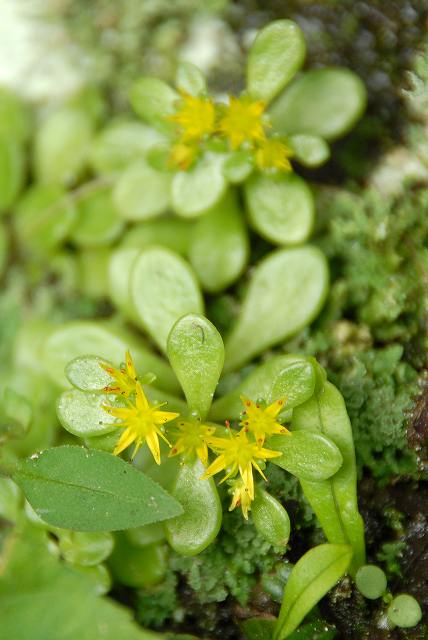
top-left (171, 154), bottom-right (227, 218)
top-left (252, 487), bottom-right (290, 546)
top-left (13, 446), bottom-right (183, 531)
top-left (269, 68), bottom-right (367, 141)
top-left (268, 431), bottom-right (343, 481)
top-left (131, 247), bottom-right (204, 352)
top-left (210, 355), bottom-right (315, 421)
top-left (0, 136), bottom-right (25, 212)
top-left (224, 247), bottom-right (329, 370)
top-left (165, 458), bottom-right (222, 555)
top-left (175, 61), bottom-right (207, 96)
top-left (129, 77), bottom-right (178, 135)
top-left (245, 173), bottom-right (314, 245)
top-left (70, 185), bottom-right (123, 247)
top-left (188, 191), bottom-right (249, 292)
top-left (57, 389), bottom-right (117, 437)
top-left (113, 159), bottom-right (171, 221)
top-left (121, 217), bottom-right (193, 256)
top-left (289, 134), bottom-right (330, 168)
top-left (247, 20), bottom-right (306, 104)
top-left (167, 313), bottom-right (224, 419)
top-left (274, 544), bottom-right (353, 640)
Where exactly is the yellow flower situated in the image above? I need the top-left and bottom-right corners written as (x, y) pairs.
top-left (255, 138), bottom-right (293, 172)
top-left (240, 396), bottom-right (291, 445)
top-left (169, 92), bottom-right (216, 141)
top-left (218, 96), bottom-right (267, 149)
top-left (201, 429), bottom-right (281, 501)
top-left (169, 420), bottom-right (216, 466)
top-left (100, 350), bottom-right (138, 397)
top-left (103, 382), bottom-right (179, 463)
top-left (229, 478), bottom-right (253, 520)
top-left (168, 142), bottom-right (199, 170)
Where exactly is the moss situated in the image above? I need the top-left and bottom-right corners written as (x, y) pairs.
top-left (135, 571), bottom-right (179, 629)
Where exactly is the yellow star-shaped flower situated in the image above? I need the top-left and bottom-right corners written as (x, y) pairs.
top-left (169, 420), bottom-right (216, 466)
top-left (169, 92), bottom-right (216, 141)
top-left (218, 96), bottom-right (267, 149)
top-left (103, 382), bottom-right (179, 463)
top-left (229, 478), bottom-right (253, 520)
top-left (202, 429), bottom-right (281, 502)
top-left (99, 350), bottom-right (138, 397)
top-left (240, 396), bottom-right (290, 445)
top-left (255, 138), bottom-right (293, 172)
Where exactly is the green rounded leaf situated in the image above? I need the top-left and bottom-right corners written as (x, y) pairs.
top-left (171, 154), bottom-right (227, 218)
top-left (113, 159), bottom-right (171, 221)
top-left (0, 137), bottom-right (25, 212)
top-left (131, 247), bottom-right (204, 352)
top-left (289, 134), bottom-right (330, 168)
top-left (0, 222), bottom-right (7, 276)
top-left (0, 88), bottom-right (31, 142)
top-left (269, 431), bottom-right (343, 481)
top-left (41, 321), bottom-right (179, 393)
top-left (126, 522), bottom-right (166, 547)
top-left (175, 61), bottom-right (206, 96)
top-left (355, 565), bottom-right (387, 600)
top-left (188, 191), bottom-right (249, 292)
top-left (252, 487), bottom-right (290, 546)
top-left (58, 530), bottom-right (114, 566)
top-left (108, 247), bottom-right (139, 318)
top-left (13, 446), bottom-right (183, 532)
top-left (210, 355), bottom-right (315, 421)
top-left (57, 389), bottom-right (117, 437)
top-left (274, 544), bottom-right (352, 640)
top-left (77, 248), bottom-right (110, 299)
top-left (70, 186), bottom-right (124, 247)
top-left (245, 173), bottom-right (314, 245)
top-left (129, 77), bottom-right (178, 135)
top-left (224, 246), bottom-right (329, 370)
top-left (109, 534), bottom-right (167, 587)
top-left (121, 217), bottom-right (193, 256)
top-left (167, 313), bottom-right (224, 419)
top-left (165, 458), bottom-right (222, 555)
top-left (247, 20), bottom-right (306, 104)
top-left (14, 185), bottom-right (76, 254)
top-left (90, 120), bottom-right (164, 175)
top-left (387, 594), bottom-right (422, 629)
top-left (222, 150), bottom-right (254, 184)
top-left (34, 107), bottom-right (93, 185)
top-left (269, 68), bottom-right (367, 141)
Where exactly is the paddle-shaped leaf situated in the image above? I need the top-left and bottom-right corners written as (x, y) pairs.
top-left (292, 382), bottom-right (366, 574)
top-left (210, 355), bottom-right (315, 421)
top-left (129, 77), bottom-right (178, 135)
top-left (165, 458), bottom-right (222, 555)
top-left (131, 247), bottom-right (204, 352)
top-left (268, 431), bottom-right (343, 481)
top-left (13, 446), bottom-right (183, 531)
top-left (171, 154), bottom-right (227, 218)
top-left (247, 20), bottom-right (306, 104)
top-left (167, 314), bottom-right (224, 419)
top-left (175, 61), bottom-right (206, 96)
top-left (224, 247), bottom-right (329, 371)
top-left (274, 544), bottom-right (353, 640)
top-left (252, 487), bottom-right (290, 546)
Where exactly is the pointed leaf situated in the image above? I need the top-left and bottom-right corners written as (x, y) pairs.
top-left (167, 313), bottom-right (224, 419)
top-left (131, 247), bottom-right (204, 352)
top-left (245, 173), bottom-right (314, 245)
top-left (13, 446), bottom-right (183, 531)
top-left (247, 20), bottom-right (306, 104)
top-left (269, 68), bottom-right (367, 141)
top-left (188, 191), bottom-right (249, 292)
top-left (274, 544), bottom-right (352, 640)
top-left (165, 458), bottom-right (222, 555)
top-left (224, 247), bottom-right (329, 371)
top-left (268, 431), bottom-right (343, 481)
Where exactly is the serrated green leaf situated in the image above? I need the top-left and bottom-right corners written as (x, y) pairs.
top-left (167, 313), bottom-right (224, 419)
top-left (268, 431), bottom-right (343, 481)
top-left (247, 20), bottom-right (306, 103)
top-left (210, 355), bottom-right (315, 421)
top-left (13, 446), bottom-right (183, 531)
top-left (224, 247), bottom-right (329, 371)
top-left (274, 544), bottom-right (352, 640)
top-left (245, 173), bottom-right (314, 246)
top-left (269, 68), bottom-right (367, 141)
top-left (131, 247), bottom-right (204, 352)
top-left (165, 458), bottom-right (222, 555)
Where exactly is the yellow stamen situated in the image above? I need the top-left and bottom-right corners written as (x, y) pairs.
top-left (240, 396), bottom-right (290, 445)
top-left (169, 420), bottom-right (216, 466)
